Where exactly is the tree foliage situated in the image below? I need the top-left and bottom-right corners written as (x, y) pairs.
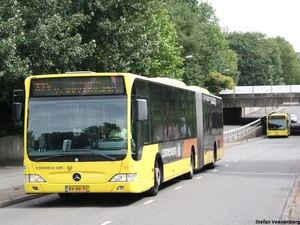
top-left (274, 37), bottom-right (300, 84)
top-left (204, 71), bottom-right (235, 95)
top-left (164, 0), bottom-right (237, 90)
top-left (74, 0), bottom-right (183, 78)
top-left (227, 32), bottom-right (283, 86)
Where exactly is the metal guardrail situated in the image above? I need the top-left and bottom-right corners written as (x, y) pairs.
top-left (224, 119), bottom-right (261, 143)
top-left (223, 107), bottom-right (285, 143)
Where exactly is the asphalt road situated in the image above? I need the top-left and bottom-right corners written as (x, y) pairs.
top-left (1, 135), bottom-right (300, 225)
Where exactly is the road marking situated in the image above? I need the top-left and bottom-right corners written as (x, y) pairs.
top-left (143, 200), bottom-right (154, 205)
top-left (175, 186), bottom-right (182, 190)
top-left (220, 172), bottom-right (295, 176)
top-left (235, 160), bottom-right (238, 163)
top-left (225, 164), bottom-right (229, 167)
top-left (196, 176), bottom-right (203, 180)
top-left (101, 221), bottom-right (111, 225)
top-left (212, 169), bottom-right (217, 172)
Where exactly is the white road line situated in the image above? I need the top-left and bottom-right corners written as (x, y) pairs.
top-left (196, 176), bottom-right (203, 179)
top-left (175, 186), bottom-right (182, 190)
top-left (212, 169), bottom-right (217, 172)
top-left (101, 221), bottom-right (112, 225)
top-left (143, 200), bottom-right (154, 205)
top-left (220, 172), bottom-right (295, 176)
top-left (225, 164), bottom-right (229, 167)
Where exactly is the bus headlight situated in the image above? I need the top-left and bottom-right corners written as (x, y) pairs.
top-left (25, 175), bottom-right (46, 183)
top-left (110, 174), bottom-right (137, 182)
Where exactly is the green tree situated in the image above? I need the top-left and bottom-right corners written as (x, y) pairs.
top-left (0, 0), bottom-right (29, 103)
top-left (77, 0), bottom-right (183, 78)
top-left (227, 32), bottom-right (283, 86)
top-left (203, 71), bottom-right (235, 95)
top-left (20, 0), bottom-right (95, 74)
top-left (0, 0), bottom-right (29, 136)
top-left (274, 37), bottom-right (300, 84)
top-left (165, 0), bottom-right (237, 89)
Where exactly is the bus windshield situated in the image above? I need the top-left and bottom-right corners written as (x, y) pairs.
top-left (27, 96), bottom-right (132, 161)
top-left (267, 118), bottom-right (286, 130)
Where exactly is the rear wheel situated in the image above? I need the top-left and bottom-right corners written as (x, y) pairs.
top-left (146, 160), bottom-right (162, 196)
top-left (207, 151), bottom-right (216, 169)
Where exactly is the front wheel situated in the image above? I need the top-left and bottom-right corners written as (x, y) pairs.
top-left (146, 160), bottom-right (162, 196)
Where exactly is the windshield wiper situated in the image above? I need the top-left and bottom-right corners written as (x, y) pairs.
top-left (86, 150), bottom-right (116, 161)
top-left (35, 154), bottom-right (68, 162)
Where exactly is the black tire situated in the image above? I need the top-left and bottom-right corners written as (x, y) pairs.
top-left (207, 152), bottom-right (216, 169)
top-left (146, 160), bottom-right (162, 196)
top-left (183, 152), bottom-right (194, 179)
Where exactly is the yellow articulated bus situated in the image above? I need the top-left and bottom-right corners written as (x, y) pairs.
top-left (266, 113), bottom-right (291, 137)
top-left (12, 72), bottom-right (224, 197)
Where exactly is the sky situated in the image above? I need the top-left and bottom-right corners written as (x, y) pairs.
top-left (205, 0), bottom-right (300, 52)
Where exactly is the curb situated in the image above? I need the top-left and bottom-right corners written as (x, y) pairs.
top-left (0, 194), bottom-right (44, 208)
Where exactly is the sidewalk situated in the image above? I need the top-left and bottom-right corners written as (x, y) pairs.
top-left (0, 160), bottom-right (42, 207)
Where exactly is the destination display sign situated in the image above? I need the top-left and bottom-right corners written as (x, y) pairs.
top-left (30, 76), bottom-right (125, 96)
top-left (268, 115), bottom-right (285, 119)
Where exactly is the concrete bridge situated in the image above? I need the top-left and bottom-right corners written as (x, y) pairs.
top-left (219, 85), bottom-right (300, 125)
top-left (219, 85), bottom-right (300, 108)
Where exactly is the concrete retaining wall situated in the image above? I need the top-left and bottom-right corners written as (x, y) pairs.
top-left (243, 107), bottom-right (261, 116)
top-left (0, 136), bottom-right (23, 163)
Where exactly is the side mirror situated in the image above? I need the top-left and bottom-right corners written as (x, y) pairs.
top-left (136, 99), bottom-right (147, 121)
top-left (12, 102), bottom-right (22, 121)
top-left (12, 89), bottom-right (24, 127)
top-left (12, 102), bottom-right (22, 127)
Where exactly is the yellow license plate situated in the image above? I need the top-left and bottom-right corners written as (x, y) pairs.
top-left (66, 186), bottom-right (90, 193)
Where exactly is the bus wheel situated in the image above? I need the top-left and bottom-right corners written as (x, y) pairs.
top-left (208, 152), bottom-right (216, 169)
top-left (146, 160), bottom-right (161, 196)
top-left (183, 152), bottom-right (194, 179)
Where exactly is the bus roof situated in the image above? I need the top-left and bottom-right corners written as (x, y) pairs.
top-left (149, 77), bottom-right (187, 87)
top-left (186, 86), bottom-right (210, 94)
